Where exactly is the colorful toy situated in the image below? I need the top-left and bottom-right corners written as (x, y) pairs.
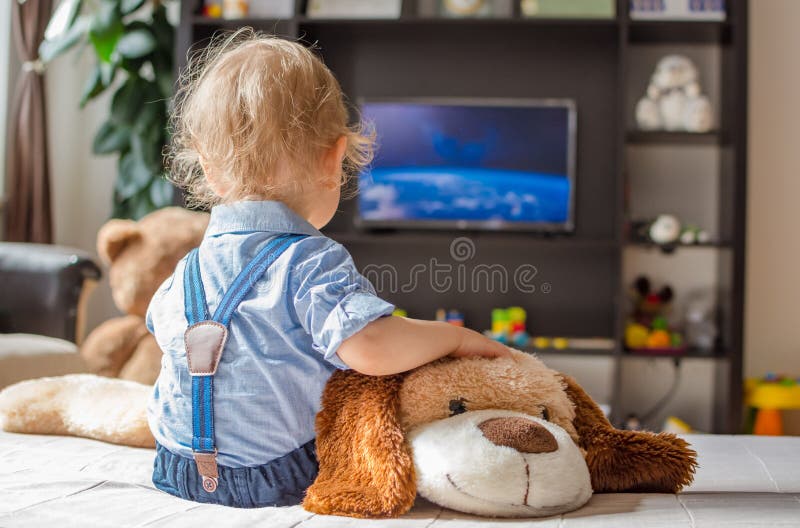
top-left (446, 310), bottom-right (465, 327)
top-left (392, 309), bottom-right (408, 318)
top-left (489, 307), bottom-right (529, 346)
top-left (662, 416), bottom-right (694, 435)
top-left (626, 276), bottom-right (685, 354)
top-left (436, 308), bottom-right (465, 326)
top-left (745, 375), bottom-right (800, 435)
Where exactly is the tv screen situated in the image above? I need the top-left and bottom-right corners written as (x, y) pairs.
top-left (357, 99), bottom-right (576, 231)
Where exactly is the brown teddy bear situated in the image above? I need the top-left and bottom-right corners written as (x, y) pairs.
top-left (0, 351), bottom-right (696, 518)
top-left (81, 207), bottom-right (209, 384)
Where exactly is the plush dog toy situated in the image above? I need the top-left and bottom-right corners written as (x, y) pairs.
top-left (0, 351), bottom-right (696, 518)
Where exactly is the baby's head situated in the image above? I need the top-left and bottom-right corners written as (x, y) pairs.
top-left (169, 30), bottom-right (373, 228)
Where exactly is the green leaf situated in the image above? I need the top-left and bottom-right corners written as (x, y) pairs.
top-left (80, 66), bottom-right (104, 106)
top-left (121, 0), bottom-right (146, 15)
top-left (150, 4), bottom-right (175, 51)
top-left (44, 0), bottom-right (82, 42)
top-left (111, 77), bottom-right (147, 124)
top-left (117, 152), bottom-right (155, 199)
top-left (116, 29), bottom-right (156, 59)
top-left (93, 121), bottom-right (131, 154)
top-left (132, 100), bottom-right (160, 136)
top-left (88, 2), bottom-right (123, 63)
top-left (149, 177), bottom-right (174, 207)
top-left (131, 193), bottom-right (156, 219)
top-left (130, 128), bottom-right (164, 170)
top-left (40, 14), bottom-right (89, 63)
top-left (151, 51), bottom-right (174, 98)
top-left (99, 60), bottom-right (117, 86)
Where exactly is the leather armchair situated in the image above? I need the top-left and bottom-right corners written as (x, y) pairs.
top-left (0, 243), bottom-right (101, 344)
top-left (0, 243), bottom-right (102, 389)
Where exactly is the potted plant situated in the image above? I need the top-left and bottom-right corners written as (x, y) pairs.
top-left (40, 0), bottom-right (175, 219)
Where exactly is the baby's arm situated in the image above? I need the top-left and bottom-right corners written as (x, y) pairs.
top-left (338, 316), bottom-right (511, 376)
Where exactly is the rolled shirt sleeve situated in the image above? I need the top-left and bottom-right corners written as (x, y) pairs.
top-left (292, 241), bottom-right (395, 369)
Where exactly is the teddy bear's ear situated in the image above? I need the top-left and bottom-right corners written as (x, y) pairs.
top-left (303, 370), bottom-right (416, 518)
top-left (97, 219), bottom-right (141, 264)
top-left (561, 375), bottom-right (697, 493)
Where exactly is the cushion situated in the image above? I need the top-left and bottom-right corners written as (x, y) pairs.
top-left (0, 334), bottom-right (86, 389)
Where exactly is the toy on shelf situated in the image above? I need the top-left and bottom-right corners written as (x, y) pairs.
top-left (745, 375), bottom-right (800, 436)
top-left (436, 308), bottom-right (465, 327)
top-left (222, 0), bottom-right (249, 19)
top-left (683, 290), bottom-right (717, 350)
top-left (632, 215), bottom-right (711, 252)
top-left (528, 336), bottom-right (616, 352)
top-left (202, 1), bottom-right (223, 18)
top-left (662, 416), bottom-right (695, 435)
top-left (625, 276), bottom-right (685, 355)
top-left (635, 55), bottom-right (714, 133)
top-left (488, 307), bottom-right (529, 347)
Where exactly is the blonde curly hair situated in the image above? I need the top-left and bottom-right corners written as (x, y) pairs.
top-left (168, 29), bottom-right (374, 209)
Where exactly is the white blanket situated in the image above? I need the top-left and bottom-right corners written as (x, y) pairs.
top-left (1, 432), bottom-right (799, 527)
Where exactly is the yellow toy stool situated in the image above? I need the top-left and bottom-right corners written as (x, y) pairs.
top-left (745, 376), bottom-right (800, 435)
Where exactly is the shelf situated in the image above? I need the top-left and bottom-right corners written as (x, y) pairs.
top-left (624, 347), bottom-right (729, 360)
top-left (626, 130), bottom-right (723, 145)
top-left (626, 240), bottom-right (733, 250)
top-left (522, 346), bottom-right (616, 358)
top-left (192, 15), bottom-right (618, 28)
top-left (628, 20), bottom-right (731, 44)
top-left (192, 16), bottom-right (292, 28)
top-left (326, 231), bottom-right (618, 249)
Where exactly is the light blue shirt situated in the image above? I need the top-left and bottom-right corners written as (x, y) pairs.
top-left (146, 201), bottom-right (394, 467)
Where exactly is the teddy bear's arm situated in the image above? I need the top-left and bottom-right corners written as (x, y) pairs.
top-left (0, 374), bottom-right (154, 448)
top-left (80, 315), bottom-right (152, 378)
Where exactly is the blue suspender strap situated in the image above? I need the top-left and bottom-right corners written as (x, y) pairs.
top-left (182, 234), bottom-right (308, 493)
top-left (184, 249), bottom-right (210, 326)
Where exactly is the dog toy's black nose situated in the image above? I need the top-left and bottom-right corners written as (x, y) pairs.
top-left (478, 417), bottom-right (558, 454)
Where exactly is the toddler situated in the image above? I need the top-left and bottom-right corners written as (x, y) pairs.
top-left (147, 31), bottom-right (510, 508)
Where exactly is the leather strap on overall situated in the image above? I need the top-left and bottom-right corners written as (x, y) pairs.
top-left (183, 233), bottom-right (308, 493)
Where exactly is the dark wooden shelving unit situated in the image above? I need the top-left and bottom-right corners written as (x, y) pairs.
top-left (627, 20), bottom-right (731, 43)
top-left (524, 347), bottom-right (616, 358)
top-left (625, 130), bottom-right (723, 145)
top-left (177, 0), bottom-right (747, 433)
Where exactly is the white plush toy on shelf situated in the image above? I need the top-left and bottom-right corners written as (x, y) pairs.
top-left (635, 55), bottom-right (714, 133)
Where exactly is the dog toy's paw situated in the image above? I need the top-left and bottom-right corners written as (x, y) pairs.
top-left (583, 427), bottom-right (697, 493)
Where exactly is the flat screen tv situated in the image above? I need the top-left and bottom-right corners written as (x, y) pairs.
top-left (356, 98), bottom-right (576, 232)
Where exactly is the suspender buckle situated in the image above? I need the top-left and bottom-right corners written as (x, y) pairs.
top-left (194, 450), bottom-right (219, 493)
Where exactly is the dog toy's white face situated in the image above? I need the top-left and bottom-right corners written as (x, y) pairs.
top-left (409, 409), bottom-right (592, 517)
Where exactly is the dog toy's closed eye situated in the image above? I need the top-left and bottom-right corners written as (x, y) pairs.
top-left (449, 398), bottom-right (468, 416)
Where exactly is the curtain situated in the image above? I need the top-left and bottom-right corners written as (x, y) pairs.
top-left (4, 0), bottom-right (53, 243)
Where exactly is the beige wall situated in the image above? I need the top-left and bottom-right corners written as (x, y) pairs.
top-left (45, 53), bottom-right (119, 331)
top-left (746, 0), bottom-right (800, 433)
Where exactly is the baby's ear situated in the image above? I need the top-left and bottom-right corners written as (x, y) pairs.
top-left (561, 375), bottom-right (697, 493)
top-left (97, 219), bottom-right (141, 264)
top-left (303, 370), bottom-right (416, 518)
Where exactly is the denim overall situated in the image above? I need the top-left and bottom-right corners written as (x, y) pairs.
top-left (152, 234), bottom-right (320, 507)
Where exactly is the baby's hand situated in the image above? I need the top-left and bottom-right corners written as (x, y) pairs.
top-left (450, 327), bottom-right (512, 359)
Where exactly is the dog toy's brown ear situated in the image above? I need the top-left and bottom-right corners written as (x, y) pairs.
top-left (562, 375), bottom-right (697, 493)
top-left (303, 370), bottom-right (416, 518)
